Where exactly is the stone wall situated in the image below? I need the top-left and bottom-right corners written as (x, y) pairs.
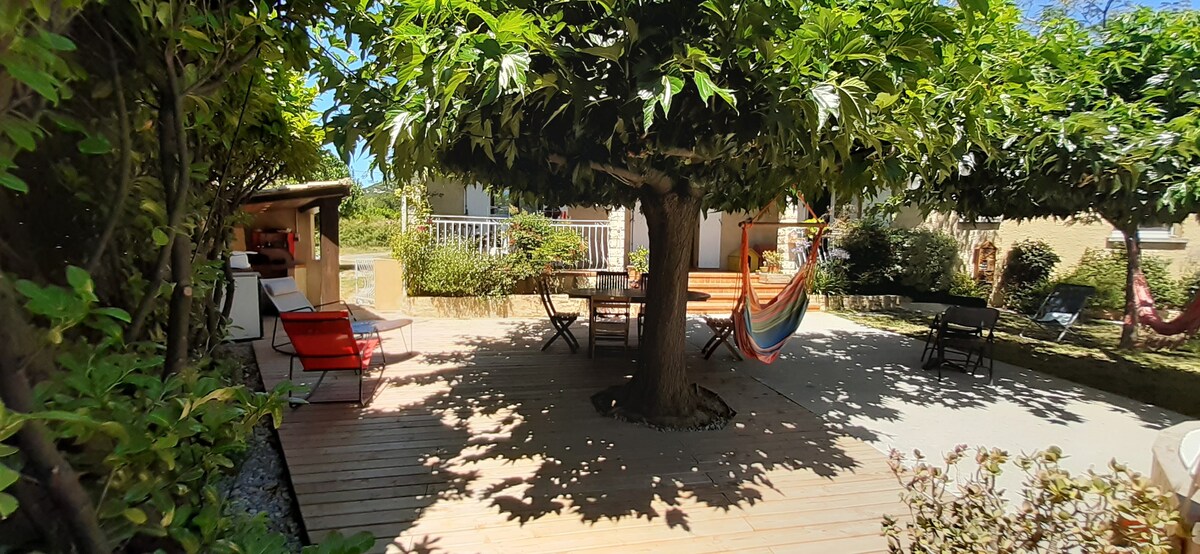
top-left (813, 294), bottom-right (904, 312)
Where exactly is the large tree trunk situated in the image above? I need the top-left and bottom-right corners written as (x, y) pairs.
top-left (1120, 230), bottom-right (1142, 349)
top-left (591, 191), bottom-right (734, 429)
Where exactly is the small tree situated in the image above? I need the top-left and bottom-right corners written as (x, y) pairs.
top-left (326, 0), bottom-right (995, 427)
top-left (910, 8), bottom-right (1200, 347)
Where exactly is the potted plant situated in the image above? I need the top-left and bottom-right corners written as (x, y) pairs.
top-left (628, 246), bottom-right (649, 287)
top-left (761, 250), bottom-right (783, 273)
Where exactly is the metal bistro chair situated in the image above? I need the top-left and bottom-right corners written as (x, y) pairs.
top-left (589, 294), bottom-right (631, 357)
top-left (1021, 284), bottom-right (1096, 342)
top-left (921, 306), bottom-right (1001, 384)
top-left (279, 311), bottom-right (384, 404)
top-left (536, 275), bottom-right (579, 353)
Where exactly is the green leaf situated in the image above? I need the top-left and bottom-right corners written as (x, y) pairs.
top-left (0, 465), bottom-right (17, 490)
top-left (123, 507), bottom-right (148, 525)
top-left (0, 493), bottom-right (16, 519)
top-left (3, 121), bottom-right (37, 151)
top-left (812, 83), bottom-right (840, 130)
top-left (692, 71), bottom-right (736, 109)
top-left (642, 98), bottom-right (657, 132)
top-left (498, 51), bottom-right (531, 93)
top-left (39, 31), bottom-right (76, 51)
top-left (2, 60), bottom-right (60, 102)
top-left (0, 172), bottom-right (28, 193)
top-left (31, 0), bottom-right (51, 19)
top-left (152, 228), bottom-right (170, 246)
top-left (77, 135), bottom-right (112, 155)
top-left (693, 71), bottom-right (717, 105)
top-left (93, 307), bottom-right (132, 323)
top-left (660, 75), bottom-right (684, 117)
top-left (0, 445), bottom-right (17, 457)
top-left (65, 266), bottom-right (92, 295)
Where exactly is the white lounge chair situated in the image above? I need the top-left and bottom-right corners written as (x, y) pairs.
top-left (260, 277), bottom-right (413, 359)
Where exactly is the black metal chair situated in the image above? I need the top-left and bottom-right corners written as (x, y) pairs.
top-left (1021, 284), bottom-right (1096, 342)
top-left (921, 306), bottom-right (1000, 384)
top-left (536, 276), bottom-right (579, 353)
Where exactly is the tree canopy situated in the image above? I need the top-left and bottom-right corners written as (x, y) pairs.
top-left (910, 7), bottom-right (1200, 231)
top-left (323, 0), bottom-right (1000, 426)
top-left (325, 0), bottom-right (995, 210)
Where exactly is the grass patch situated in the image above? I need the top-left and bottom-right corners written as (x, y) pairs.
top-left (839, 310), bottom-right (1200, 418)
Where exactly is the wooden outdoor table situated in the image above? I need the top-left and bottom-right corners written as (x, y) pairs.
top-left (565, 288), bottom-right (712, 303)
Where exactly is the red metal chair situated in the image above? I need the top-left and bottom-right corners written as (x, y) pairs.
top-left (279, 311), bottom-right (382, 404)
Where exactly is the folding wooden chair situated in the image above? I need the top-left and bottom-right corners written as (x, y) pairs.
top-left (279, 311), bottom-right (384, 404)
top-left (594, 270), bottom-right (629, 289)
top-left (537, 276), bottom-right (579, 353)
top-left (701, 316), bottom-right (743, 361)
top-left (589, 295), bottom-right (631, 357)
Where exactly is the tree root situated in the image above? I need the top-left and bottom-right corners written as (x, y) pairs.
top-left (591, 383), bottom-right (735, 431)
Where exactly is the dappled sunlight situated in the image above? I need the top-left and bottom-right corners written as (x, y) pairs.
top-left (253, 315), bottom-right (899, 552)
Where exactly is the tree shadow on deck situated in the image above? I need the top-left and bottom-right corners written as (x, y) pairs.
top-left (363, 319), bottom-right (870, 553)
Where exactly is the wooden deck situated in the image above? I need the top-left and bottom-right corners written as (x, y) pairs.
top-left (253, 317), bottom-right (903, 553)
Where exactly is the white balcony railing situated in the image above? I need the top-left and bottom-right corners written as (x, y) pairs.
top-left (427, 215), bottom-right (610, 270)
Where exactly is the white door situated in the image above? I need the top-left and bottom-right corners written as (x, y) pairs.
top-left (464, 184), bottom-right (490, 216)
top-left (697, 211), bottom-right (723, 269)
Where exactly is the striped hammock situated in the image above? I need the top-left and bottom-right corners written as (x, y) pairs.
top-left (733, 222), bottom-right (826, 363)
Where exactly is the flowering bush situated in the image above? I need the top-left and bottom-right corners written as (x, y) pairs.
top-left (883, 446), bottom-right (1183, 553)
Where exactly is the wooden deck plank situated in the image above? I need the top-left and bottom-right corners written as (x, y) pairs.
top-left (253, 317), bottom-right (903, 553)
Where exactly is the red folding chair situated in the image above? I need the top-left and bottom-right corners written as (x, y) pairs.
top-left (279, 311), bottom-right (382, 404)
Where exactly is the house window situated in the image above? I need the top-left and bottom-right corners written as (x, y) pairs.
top-left (1108, 226), bottom-right (1186, 248)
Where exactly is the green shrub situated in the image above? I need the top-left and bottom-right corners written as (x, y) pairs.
top-left (949, 272), bottom-right (991, 300)
top-left (895, 228), bottom-right (958, 293)
top-left (883, 446), bottom-right (1182, 553)
top-left (340, 218), bottom-right (399, 249)
top-left (1059, 248), bottom-right (1187, 312)
top-left (505, 212), bottom-right (586, 278)
top-left (812, 259), bottom-right (850, 295)
top-left (392, 231), bottom-right (516, 296)
top-left (838, 219), bottom-right (899, 292)
top-left (7, 270), bottom-right (378, 552)
top-left (1000, 240), bottom-right (1060, 314)
top-left (1182, 267), bottom-right (1200, 298)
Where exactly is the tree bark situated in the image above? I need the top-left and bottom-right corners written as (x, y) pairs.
top-left (162, 56), bottom-right (195, 378)
top-left (590, 190), bottom-right (734, 429)
top-left (1120, 230), bottom-right (1141, 349)
top-left (0, 293), bottom-right (109, 554)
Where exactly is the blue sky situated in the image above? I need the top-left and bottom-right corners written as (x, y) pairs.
top-left (313, 0), bottom-right (1193, 188)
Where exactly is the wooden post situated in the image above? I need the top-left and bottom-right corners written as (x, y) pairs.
top-left (319, 198), bottom-right (340, 305)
